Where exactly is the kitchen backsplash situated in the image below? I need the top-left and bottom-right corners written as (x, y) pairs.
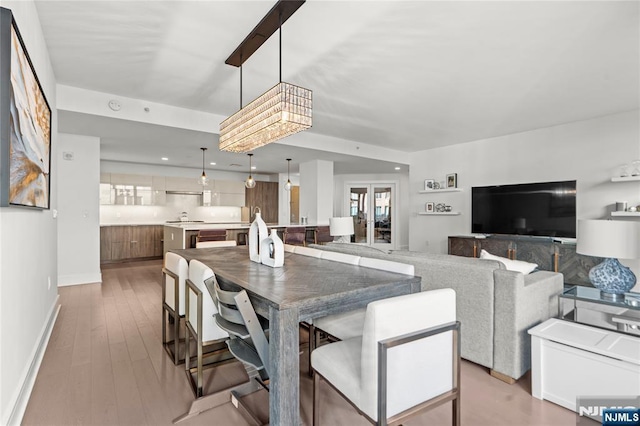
top-left (100, 205), bottom-right (243, 224)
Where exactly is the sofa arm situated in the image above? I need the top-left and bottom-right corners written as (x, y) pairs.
top-left (492, 270), bottom-right (564, 380)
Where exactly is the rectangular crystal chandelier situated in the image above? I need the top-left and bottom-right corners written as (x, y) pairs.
top-left (219, 82), bottom-right (312, 153)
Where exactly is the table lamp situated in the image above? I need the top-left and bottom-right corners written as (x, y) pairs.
top-left (329, 217), bottom-right (354, 243)
top-left (576, 219), bottom-right (640, 299)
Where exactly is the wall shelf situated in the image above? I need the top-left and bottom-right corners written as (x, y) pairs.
top-left (611, 176), bottom-right (640, 182)
top-left (418, 188), bottom-right (463, 194)
top-left (611, 211), bottom-right (640, 217)
top-left (418, 212), bottom-right (461, 216)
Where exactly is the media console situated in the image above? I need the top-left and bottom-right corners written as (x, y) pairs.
top-left (448, 234), bottom-right (601, 285)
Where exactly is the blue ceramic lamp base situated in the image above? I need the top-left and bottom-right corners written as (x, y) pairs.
top-left (589, 257), bottom-right (637, 300)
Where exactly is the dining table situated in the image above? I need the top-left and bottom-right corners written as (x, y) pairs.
top-left (172, 246), bottom-right (421, 425)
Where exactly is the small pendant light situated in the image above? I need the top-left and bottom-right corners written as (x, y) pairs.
top-left (284, 158), bottom-right (292, 191)
top-left (245, 153), bottom-right (256, 189)
top-left (199, 147), bottom-right (209, 186)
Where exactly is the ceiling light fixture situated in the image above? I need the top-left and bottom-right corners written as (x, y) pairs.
top-left (161, 157), bottom-right (169, 161)
top-left (219, 0), bottom-right (311, 153)
top-left (199, 147), bottom-right (209, 186)
top-left (284, 158), bottom-right (292, 191)
top-left (245, 153), bottom-right (256, 189)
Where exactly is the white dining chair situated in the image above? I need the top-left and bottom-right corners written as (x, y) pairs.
top-left (312, 289), bottom-right (460, 426)
top-left (195, 240), bottom-right (237, 248)
top-left (162, 252), bottom-right (189, 364)
top-left (310, 257), bottom-right (415, 377)
top-left (184, 260), bottom-right (230, 397)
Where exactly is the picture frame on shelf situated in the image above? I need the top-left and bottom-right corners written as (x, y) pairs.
top-left (424, 179), bottom-right (435, 190)
top-left (446, 173), bottom-right (457, 188)
top-left (425, 202), bottom-right (434, 213)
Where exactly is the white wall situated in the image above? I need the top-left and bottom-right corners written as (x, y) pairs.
top-left (334, 173), bottom-right (410, 249)
top-left (0, 2), bottom-right (59, 424)
top-left (300, 160), bottom-right (333, 225)
top-left (408, 110), bottom-right (640, 286)
top-left (277, 172), bottom-right (300, 225)
top-left (57, 133), bottom-right (101, 286)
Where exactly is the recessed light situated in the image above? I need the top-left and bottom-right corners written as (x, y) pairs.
top-left (210, 162), bottom-right (216, 166)
top-left (395, 166), bottom-right (401, 170)
top-left (161, 157), bottom-right (169, 161)
top-left (251, 166), bottom-right (256, 170)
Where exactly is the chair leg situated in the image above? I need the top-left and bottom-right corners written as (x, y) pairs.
top-left (313, 371), bottom-right (320, 426)
top-left (197, 336), bottom-right (203, 398)
top-left (308, 324), bottom-right (316, 378)
top-left (452, 396), bottom-right (460, 426)
top-left (174, 313), bottom-right (180, 365)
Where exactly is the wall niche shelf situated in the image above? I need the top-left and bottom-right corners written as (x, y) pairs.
top-left (418, 212), bottom-right (461, 216)
top-left (418, 188), bottom-right (463, 194)
top-left (611, 211), bottom-right (640, 217)
top-left (611, 176), bottom-right (640, 182)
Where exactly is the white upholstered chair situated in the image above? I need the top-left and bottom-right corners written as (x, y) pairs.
top-left (184, 260), bottom-right (230, 397)
top-left (312, 289), bottom-right (460, 426)
top-left (309, 258), bottom-right (415, 375)
top-left (162, 252), bottom-right (189, 364)
top-left (195, 240), bottom-right (237, 248)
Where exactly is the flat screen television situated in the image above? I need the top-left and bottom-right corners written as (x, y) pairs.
top-left (471, 180), bottom-right (577, 238)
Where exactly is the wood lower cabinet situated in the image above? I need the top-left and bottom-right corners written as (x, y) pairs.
top-left (448, 235), bottom-right (600, 286)
top-left (101, 225), bottom-right (164, 262)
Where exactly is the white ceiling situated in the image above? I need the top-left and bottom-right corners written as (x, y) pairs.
top-left (34, 1), bottom-right (639, 174)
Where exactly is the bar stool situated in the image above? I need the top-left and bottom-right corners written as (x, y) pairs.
top-left (162, 252), bottom-right (188, 364)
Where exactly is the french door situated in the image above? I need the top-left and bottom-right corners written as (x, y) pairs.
top-left (345, 183), bottom-right (396, 250)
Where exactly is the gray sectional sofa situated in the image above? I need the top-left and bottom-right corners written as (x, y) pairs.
top-left (309, 242), bottom-right (564, 382)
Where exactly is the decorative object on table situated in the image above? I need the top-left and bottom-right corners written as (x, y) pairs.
top-left (629, 206), bottom-right (638, 212)
top-left (244, 153), bottom-right (256, 189)
top-left (219, 0), bottom-right (311, 153)
top-left (0, 8), bottom-right (52, 209)
top-left (284, 158), bottom-right (292, 191)
top-left (260, 229), bottom-right (284, 268)
top-left (439, 181), bottom-right (446, 189)
top-left (576, 219), bottom-right (640, 299)
top-left (248, 207), bottom-right (268, 263)
top-left (446, 173), bottom-right (458, 188)
top-left (198, 147), bottom-right (209, 186)
top-left (425, 202), bottom-right (434, 213)
top-left (329, 217), bottom-right (354, 243)
top-left (433, 181), bottom-right (441, 190)
top-left (435, 203), bottom-right (446, 213)
top-left (424, 179), bottom-right (434, 190)
top-left (616, 201), bottom-right (628, 212)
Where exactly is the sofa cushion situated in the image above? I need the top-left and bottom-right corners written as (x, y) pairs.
top-left (310, 242), bottom-right (391, 256)
top-left (479, 249), bottom-right (537, 274)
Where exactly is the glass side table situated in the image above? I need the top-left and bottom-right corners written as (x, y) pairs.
top-left (559, 286), bottom-right (640, 336)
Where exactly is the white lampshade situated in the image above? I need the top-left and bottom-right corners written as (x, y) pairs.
top-left (329, 217), bottom-right (354, 237)
top-left (577, 220), bottom-right (640, 259)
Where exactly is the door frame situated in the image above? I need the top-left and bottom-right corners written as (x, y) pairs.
top-left (343, 181), bottom-right (398, 250)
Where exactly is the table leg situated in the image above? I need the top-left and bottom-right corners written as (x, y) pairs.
top-left (269, 306), bottom-right (300, 425)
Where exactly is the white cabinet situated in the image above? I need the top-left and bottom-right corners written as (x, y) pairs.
top-left (211, 180), bottom-right (245, 206)
top-left (165, 177), bottom-right (204, 193)
top-left (152, 176), bottom-right (166, 205)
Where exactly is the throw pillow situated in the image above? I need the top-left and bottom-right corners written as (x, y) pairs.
top-left (479, 249), bottom-right (538, 275)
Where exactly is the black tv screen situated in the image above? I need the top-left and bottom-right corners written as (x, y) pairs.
top-left (471, 180), bottom-right (576, 238)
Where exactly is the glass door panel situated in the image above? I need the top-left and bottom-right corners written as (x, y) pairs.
top-left (347, 183), bottom-right (395, 249)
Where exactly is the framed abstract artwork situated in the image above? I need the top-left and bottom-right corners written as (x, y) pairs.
top-left (0, 8), bottom-right (52, 209)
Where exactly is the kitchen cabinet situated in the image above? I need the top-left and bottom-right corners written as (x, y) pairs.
top-left (245, 181), bottom-right (279, 223)
top-left (165, 177), bottom-right (204, 193)
top-left (100, 225), bottom-right (164, 262)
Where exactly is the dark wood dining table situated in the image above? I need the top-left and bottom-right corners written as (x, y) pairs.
top-left (173, 246), bottom-right (421, 425)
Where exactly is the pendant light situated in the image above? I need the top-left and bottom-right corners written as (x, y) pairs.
top-left (245, 153), bottom-right (256, 189)
top-left (284, 158), bottom-right (292, 191)
top-left (199, 147), bottom-right (209, 186)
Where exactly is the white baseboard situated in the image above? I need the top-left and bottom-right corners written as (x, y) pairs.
top-left (58, 272), bottom-right (102, 287)
top-left (5, 295), bottom-right (60, 426)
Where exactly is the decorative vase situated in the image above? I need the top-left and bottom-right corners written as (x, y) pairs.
top-left (260, 229), bottom-right (284, 268)
top-left (589, 257), bottom-right (636, 298)
top-left (249, 209), bottom-right (268, 263)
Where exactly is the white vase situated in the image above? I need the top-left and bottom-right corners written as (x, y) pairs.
top-left (249, 212), bottom-right (268, 263)
top-left (260, 229), bottom-right (284, 268)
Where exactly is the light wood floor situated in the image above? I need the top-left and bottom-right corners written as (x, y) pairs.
top-left (23, 260), bottom-right (575, 425)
